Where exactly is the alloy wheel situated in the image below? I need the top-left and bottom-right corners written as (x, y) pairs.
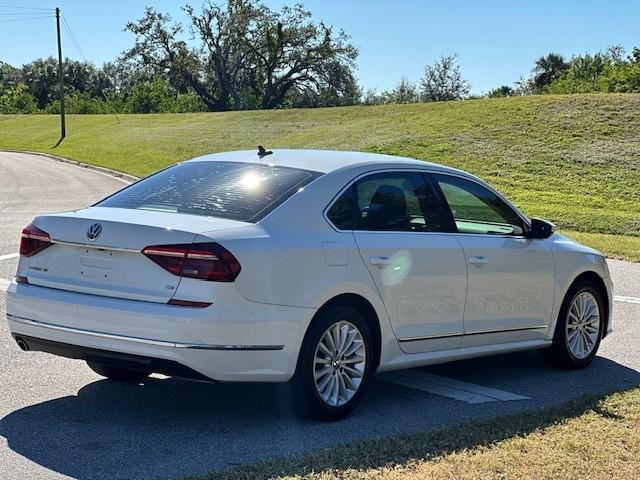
top-left (566, 291), bottom-right (601, 359)
top-left (313, 321), bottom-right (367, 407)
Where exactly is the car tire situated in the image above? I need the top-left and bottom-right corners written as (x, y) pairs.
top-left (291, 304), bottom-right (374, 421)
top-left (86, 361), bottom-right (151, 382)
top-left (540, 280), bottom-right (604, 369)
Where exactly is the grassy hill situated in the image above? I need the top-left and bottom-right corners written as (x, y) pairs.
top-left (1, 94), bottom-right (638, 260)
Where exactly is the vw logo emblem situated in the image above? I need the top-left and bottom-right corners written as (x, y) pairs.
top-left (86, 223), bottom-right (102, 241)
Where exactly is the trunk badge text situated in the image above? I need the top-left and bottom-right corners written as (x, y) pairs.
top-left (86, 223), bottom-right (102, 241)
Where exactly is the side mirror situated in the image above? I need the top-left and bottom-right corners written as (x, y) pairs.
top-left (527, 218), bottom-right (555, 239)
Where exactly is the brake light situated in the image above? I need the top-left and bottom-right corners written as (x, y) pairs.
top-left (142, 242), bottom-right (241, 282)
top-left (20, 223), bottom-right (52, 257)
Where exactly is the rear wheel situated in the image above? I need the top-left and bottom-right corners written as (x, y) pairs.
top-left (540, 280), bottom-right (604, 369)
top-left (86, 361), bottom-right (151, 382)
top-left (292, 305), bottom-right (373, 421)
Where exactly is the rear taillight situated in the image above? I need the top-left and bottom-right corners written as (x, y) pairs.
top-left (142, 242), bottom-right (241, 282)
top-left (20, 223), bottom-right (52, 257)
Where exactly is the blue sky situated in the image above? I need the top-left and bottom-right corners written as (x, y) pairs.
top-left (1, 1), bottom-right (639, 94)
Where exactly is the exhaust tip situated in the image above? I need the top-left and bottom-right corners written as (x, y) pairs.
top-left (15, 337), bottom-right (29, 351)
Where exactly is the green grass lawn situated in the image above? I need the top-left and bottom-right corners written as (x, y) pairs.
top-left (1, 94), bottom-right (638, 260)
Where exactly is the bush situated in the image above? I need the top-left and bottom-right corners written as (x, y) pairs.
top-left (174, 92), bottom-right (207, 112)
top-left (45, 91), bottom-right (111, 114)
top-left (545, 46), bottom-right (640, 94)
top-left (125, 79), bottom-right (174, 113)
top-left (0, 84), bottom-right (38, 113)
top-left (487, 85), bottom-right (514, 98)
top-left (599, 63), bottom-right (640, 93)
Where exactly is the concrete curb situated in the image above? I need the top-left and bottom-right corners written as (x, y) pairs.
top-left (0, 149), bottom-right (139, 184)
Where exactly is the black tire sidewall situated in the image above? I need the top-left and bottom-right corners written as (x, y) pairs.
top-left (293, 305), bottom-right (374, 421)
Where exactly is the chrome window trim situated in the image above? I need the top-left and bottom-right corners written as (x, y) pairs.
top-left (323, 167), bottom-right (531, 237)
top-left (7, 314), bottom-right (284, 351)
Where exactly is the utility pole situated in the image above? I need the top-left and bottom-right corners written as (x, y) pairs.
top-left (55, 7), bottom-right (65, 140)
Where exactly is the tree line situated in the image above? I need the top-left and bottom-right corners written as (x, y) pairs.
top-left (1, 0), bottom-right (639, 114)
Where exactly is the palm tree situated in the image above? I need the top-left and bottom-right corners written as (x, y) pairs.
top-left (532, 53), bottom-right (569, 92)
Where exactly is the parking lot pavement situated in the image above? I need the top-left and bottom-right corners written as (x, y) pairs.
top-left (0, 152), bottom-right (639, 480)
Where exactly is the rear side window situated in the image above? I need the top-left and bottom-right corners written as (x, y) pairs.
top-left (326, 172), bottom-right (451, 232)
top-left (97, 161), bottom-right (320, 222)
top-left (327, 185), bottom-right (356, 229)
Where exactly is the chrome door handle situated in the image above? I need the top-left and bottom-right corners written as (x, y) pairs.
top-left (369, 256), bottom-right (392, 268)
top-left (467, 256), bottom-right (488, 265)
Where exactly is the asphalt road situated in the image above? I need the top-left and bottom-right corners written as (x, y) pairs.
top-left (0, 151), bottom-right (639, 480)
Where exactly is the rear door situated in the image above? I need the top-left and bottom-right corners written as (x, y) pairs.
top-left (431, 173), bottom-right (556, 346)
top-left (341, 171), bottom-right (468, 354)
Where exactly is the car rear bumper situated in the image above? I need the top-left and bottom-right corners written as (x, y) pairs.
top-left (6, 280), bottom-right (315, 382)
top-left (11, 333), bottom-right (213, 382)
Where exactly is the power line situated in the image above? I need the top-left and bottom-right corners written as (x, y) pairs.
top-left (0, 11), bottom-right (54, 15)
top-left (0, 15), bottom-right (53, 23)
top-left (61, 14), bottom-right (87, 62)
top-left (0, 5), bottom-right (54, 10)
top-left (60, 13), bottom-right (121, 123)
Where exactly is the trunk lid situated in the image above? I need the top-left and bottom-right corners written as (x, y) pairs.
top-left (25, 207), bottom-right (249, 302)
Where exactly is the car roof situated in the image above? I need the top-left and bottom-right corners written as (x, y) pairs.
top-left (186, 149), bottom-right (464, 175)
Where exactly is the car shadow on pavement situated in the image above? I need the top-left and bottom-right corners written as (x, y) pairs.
top-left (1, 351), bottom-right (639, 480)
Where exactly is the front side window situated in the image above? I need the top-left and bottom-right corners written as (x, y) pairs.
top-left (97, 161), bottom-right (320, 222)
top-left (329, 172), bottom-right (450, 232)
top-left (433, 174), bottom-right (524, 235)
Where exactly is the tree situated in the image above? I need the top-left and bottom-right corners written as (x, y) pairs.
top-left (0, 61), bottom-right (20, 95)
top-left (0, 83), bottom-right (38, 113)
top-left (420, 55), bottom-right (470, 102)
top-left (124, 0), bottom-right (358, 111)
top-left (487, 85), bottom-right (514, 98)
top-left (125, 78), bottom-right (174, 113)
top-left (390, 77), bottom-right (419, 103)
top-left (20, 57), bottom-right (114, 108)
top-left (531, 53), bottom-right (569, 92)
top-left (285, 60), bottom-right (361, 108)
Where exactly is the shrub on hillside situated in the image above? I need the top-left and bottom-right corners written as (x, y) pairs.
top-left (0, 84), bottom-right (38, 113)
top-left (45, 92), bottom-right (112, 114)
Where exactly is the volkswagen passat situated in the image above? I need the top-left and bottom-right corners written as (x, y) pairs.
top-left (7, 149), bottom-right (613, 420)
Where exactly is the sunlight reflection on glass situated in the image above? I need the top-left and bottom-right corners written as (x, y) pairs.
top-left (238, 171), bottom-right (262, 190)
top-left (381, 250), bottom-right (412, 286)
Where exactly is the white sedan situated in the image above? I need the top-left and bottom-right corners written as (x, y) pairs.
top-left (6, 149), bottom-right (613, 420)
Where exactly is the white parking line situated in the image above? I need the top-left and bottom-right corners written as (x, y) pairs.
top-left (614, 295), bottom-right (640, 305)
top-left (0, 278), bottom-right (10, 291)
top-left (379, 370), bottom-right (530, 404)
top-left (0, 253), bottom-right (18, 261)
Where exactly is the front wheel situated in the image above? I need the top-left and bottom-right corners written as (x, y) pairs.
top-left (86, 361), bottom-right (151, 382)
top-left (540, 280), bottom-right (604, 369)
top-left (292, 305), bottom-right (373, 421)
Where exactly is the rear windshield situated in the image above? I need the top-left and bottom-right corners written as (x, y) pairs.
top-left (96, 161), bottom-right (321, 222)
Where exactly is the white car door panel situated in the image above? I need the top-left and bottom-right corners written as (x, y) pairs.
top-left (354, 232), bottom-right (467, 353)
top-left (455, 235), bottom-right (555, 345)
top-left (431, 173), bottom-right (556, 347)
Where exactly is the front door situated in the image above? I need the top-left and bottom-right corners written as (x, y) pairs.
top-left (432, 173), bottom-right (556, 347)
